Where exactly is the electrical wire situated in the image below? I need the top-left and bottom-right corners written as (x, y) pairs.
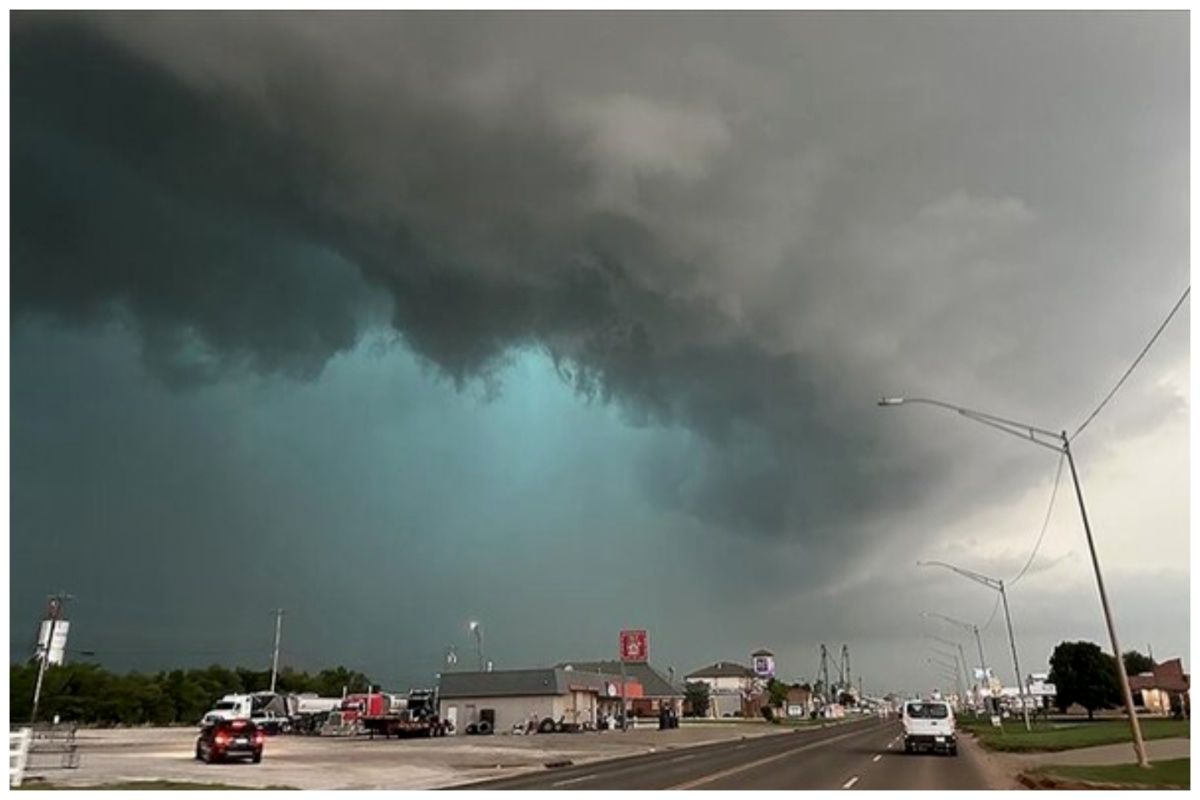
top-left (1009, 452), bottom-right (1066, 588)
top-left (1072, 285), bottom-right (1190, 441)
top-left (979, 594), bottom-right (1001, 633)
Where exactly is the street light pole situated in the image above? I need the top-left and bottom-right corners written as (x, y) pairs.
top-left (883, 396), bottom-right (1149, 766)
top-left (269, 608), bottom-right (284, 694)
top-left (1063, 435), bottom-right (1147, 765)
top-left (927, 633), bottom-right (972, 708)
top-left (928, 655), bottom-right (963, 703)
top-left (468, 620), bottom-right (484, 671)
top-left (923, 611), bottom-right (990, 713)
top-left (919, 561), bottom-right (1031, 731)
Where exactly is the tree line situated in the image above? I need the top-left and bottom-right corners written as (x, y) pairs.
top-left (10, 662), bottom-right (374, 726)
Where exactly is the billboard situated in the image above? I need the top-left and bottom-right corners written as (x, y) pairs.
top-left (37, 620), bottom-right (69, 666)
top-left (752, 653), bottom-right (776, 678)
top-left (619, 630), bottom-right (648, 662)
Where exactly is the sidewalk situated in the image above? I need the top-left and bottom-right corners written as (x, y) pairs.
top-left (1018, 737), bottom-right (1190, 767)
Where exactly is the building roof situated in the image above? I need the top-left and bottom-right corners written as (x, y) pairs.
top-left (1131, 658), bottom-right (1190, 694)
top-left (685, 661), bottom-right (756, 680)
top-left (556, 660), bottom-right (683, 698)
top-left (439, 668), bottom-right (621, 699)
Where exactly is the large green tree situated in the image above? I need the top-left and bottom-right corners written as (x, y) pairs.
top-left (1123, 650), bottom-right (1155, 677)
top-left (1048, 641), bottom-right (1120, 720)
top-left (683, 681), bottom-right (710, 718)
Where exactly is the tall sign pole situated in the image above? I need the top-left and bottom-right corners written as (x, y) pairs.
top-left (619, 630), bottom-right (647, 732)
top-left (31, 593), bottom-right (71, 725)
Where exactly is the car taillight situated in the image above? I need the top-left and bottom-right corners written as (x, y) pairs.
top-left (254, 732), bottom-right (264, 744)
top-left (214, 733), bottom-right (229, 745)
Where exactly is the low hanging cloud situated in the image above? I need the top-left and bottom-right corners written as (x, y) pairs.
top-left (10, 12), bottom-right (1188, 560)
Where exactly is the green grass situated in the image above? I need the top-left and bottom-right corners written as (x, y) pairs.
top-left (17, 780), bottom-right (295, 791)
top-left (961, 717), bottom-right (1189, 753)
top-left (1029, 758), bottom-right (1189, 789)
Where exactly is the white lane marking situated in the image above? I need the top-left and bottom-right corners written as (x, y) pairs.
top-left (885, 743), bottom-right (893, 749)
top-left (669, 754), bottom-right (696, 763)
top-left (667, 717), bottom-right (883, 790)
top-left (872, 754), bottom-right (882, 762)
top-left (843, 776), bottom-right (860, 789)
top-left (552, 774), bottom-right (598, 787)
top-left (734, 744), bottom-right (747, 750)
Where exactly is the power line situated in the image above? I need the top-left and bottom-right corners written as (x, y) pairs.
top-left (1009, 451), bottom-right (1067, 587)
top-left (980, 594), bottom-right (1001, 633)
top-left (1072, 285), bottom-right (1190, 441)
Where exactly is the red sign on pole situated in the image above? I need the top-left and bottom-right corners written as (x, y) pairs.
top-left (619, 629), bottom-right (648, 663)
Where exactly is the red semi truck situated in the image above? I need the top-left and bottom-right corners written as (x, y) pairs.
top-left (328, 689), bottom-right (449, 738)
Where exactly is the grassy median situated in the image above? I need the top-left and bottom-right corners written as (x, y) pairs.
top-left (1026, 758), bottom-right (1190, 789)
top-left (959, 717), bottom-right (1188, 752)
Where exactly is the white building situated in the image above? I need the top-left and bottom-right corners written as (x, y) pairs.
top-left (685, 661), bottom-right (759, 718)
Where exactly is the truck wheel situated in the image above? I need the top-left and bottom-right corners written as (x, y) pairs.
top-left (538, 718), bottom-right (555, 734)
top-left (477, 720), bottom-right (492, 735)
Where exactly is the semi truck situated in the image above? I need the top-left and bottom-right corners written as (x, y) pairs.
top-left (360, 689), bottom-right (450, 738)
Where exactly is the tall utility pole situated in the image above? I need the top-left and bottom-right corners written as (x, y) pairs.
top-left (881, 396), bottom-right (1150, 766)
top-left (841, 645), bottom-right (852, 702)
top-left (269, 609), bottom-right (285, 694)
top-left (819, 645), bottom-right (831, 707)
top-left (31, 592), bottom-right (72, 725)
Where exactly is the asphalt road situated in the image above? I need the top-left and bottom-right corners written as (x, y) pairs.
top-left (461, 716), bottom-right (995, 790)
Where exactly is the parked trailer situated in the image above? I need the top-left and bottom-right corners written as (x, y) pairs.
top-left (361, 689), bottom-right (449, 739)
top-left (360, 714), bottom-right (449, 738)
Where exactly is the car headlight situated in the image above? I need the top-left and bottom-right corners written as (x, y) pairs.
top-left (935, 736), bottom-right (945, 742)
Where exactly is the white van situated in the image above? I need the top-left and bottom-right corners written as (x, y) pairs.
top-left (902, 699), bottom-right (956, 756)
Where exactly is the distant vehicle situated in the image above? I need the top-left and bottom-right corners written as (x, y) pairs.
top-left (902, 700), bottom-right (956, 756)
top-left (201, 694), bottom-right (254, 725)
top-left (200, 692), bottom-right (298, 732)
top-left (195, 718), bottom-right (264, 764)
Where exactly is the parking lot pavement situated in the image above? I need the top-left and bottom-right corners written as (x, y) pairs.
top-left (36, 722), bottom-right (784, 790)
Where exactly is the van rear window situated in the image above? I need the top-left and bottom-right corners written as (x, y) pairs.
top-left (906, 703), bottom-right (949, 719)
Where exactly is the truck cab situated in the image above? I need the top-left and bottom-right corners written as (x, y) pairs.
top-left (201, 694), bottom-right (254, 725)
top-left (902, 699), bottom-right (956, 756)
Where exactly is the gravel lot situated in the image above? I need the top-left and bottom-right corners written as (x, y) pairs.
top-left (26, 722), bottom-right (782, 789)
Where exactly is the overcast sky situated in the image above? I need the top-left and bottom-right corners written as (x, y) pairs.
top-left (10, 11), bottom-right (1189, 695)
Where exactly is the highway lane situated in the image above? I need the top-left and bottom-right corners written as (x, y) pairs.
top-left (459, 716), bottom-right (994, 790)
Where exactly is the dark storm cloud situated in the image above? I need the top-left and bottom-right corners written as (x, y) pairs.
top-left (10, 10), bottom-right (1188, 575)
top-left (11, 13), bottom-right (943, 541)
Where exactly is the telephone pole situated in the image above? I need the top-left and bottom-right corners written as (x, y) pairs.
top-left (269, 608), bottom-right (284, 694)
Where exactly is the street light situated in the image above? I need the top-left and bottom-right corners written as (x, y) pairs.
top-left (919, 560), bottom-right (1031, 731)
top-left (468, 620), bottom-right (484, 672)
top-left (922, 610), bottom-right (991, 712)
top-left (924, 633), bottom-right (972, 703)
top-left (882, 395), bottom-right (1149, 766)
top-left (927, 655), bottom-right (964, 703)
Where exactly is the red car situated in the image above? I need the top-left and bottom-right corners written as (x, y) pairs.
top-left (195, 718), bottom-right (264, 764)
